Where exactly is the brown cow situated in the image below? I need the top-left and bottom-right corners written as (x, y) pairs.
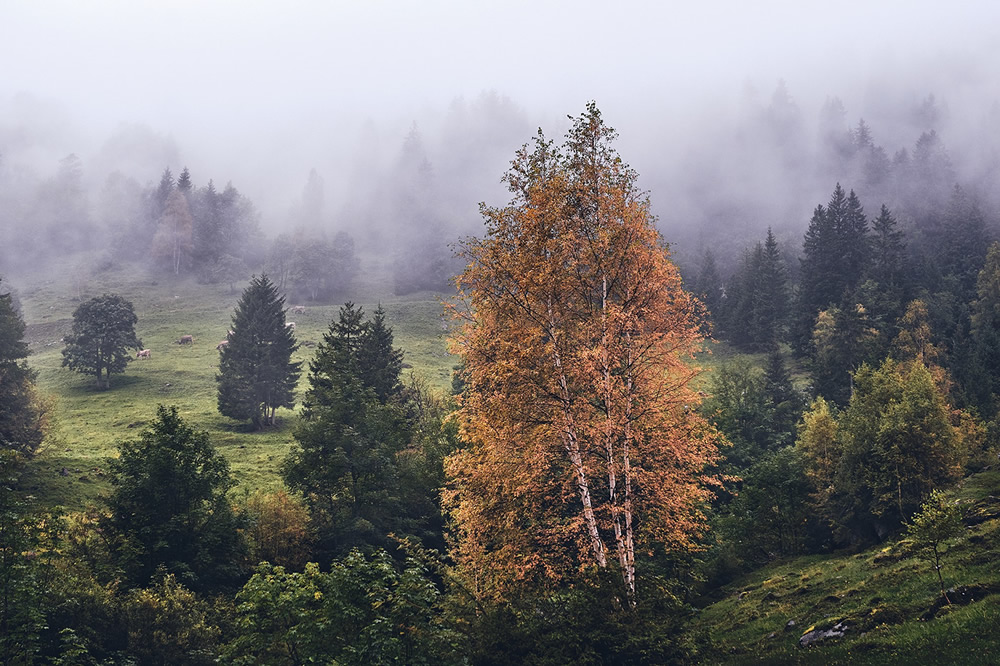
top-left (292, 305), bottom-right (306, 314)
top-left (285, 322), bottom-right (296, 331)
top-left (216, 340), bottom-right (229, 351)
top-left (177, 335), bottom-right (194, 344)
top-left (136, 349), bottom-right (151, 359)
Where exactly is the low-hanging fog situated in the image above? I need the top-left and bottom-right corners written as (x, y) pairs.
top-left (2, 0), bottom-right (1000, 291)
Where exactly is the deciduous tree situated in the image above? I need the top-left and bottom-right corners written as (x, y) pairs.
top-left (447, 104), bottom-right (722, 603)
top-left (61, 293), bottom-right (142, 390)
top-left (152, 189), bottom-right (194, 275)
top-left (105, 405), bottom-right (244, 590)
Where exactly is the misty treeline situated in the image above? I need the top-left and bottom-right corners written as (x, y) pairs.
top-left (0, 91), bottom-right (534, 298)
top-left (687, 110), bottom-right (1000, 578)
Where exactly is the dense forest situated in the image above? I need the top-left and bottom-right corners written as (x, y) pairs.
top-left (2, 86), bottom-right (1000, 664)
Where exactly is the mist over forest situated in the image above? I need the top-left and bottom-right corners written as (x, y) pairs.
top-left (3, 2), bottom-right (1000, 294)
top-left (6, 3), bottom-right (1000, 663)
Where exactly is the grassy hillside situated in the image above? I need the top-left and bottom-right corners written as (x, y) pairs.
top-left (14, 256), bottom-right (457, 510)
top-left (691, 469), bottom-right (1000, 664)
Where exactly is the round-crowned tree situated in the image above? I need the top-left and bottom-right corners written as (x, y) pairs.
top-left (217, 274), bottom-right (301, 429)
top-left (61, 293), bottom-right (142, 389)
top-left (105, 405), bottom-right (245, 590)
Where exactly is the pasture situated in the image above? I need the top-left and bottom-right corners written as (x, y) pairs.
top-left (15, 256), bottom-right (458, 510)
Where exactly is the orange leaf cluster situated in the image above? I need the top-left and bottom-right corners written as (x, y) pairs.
top-left (445, 105), bottom-right (723, 602)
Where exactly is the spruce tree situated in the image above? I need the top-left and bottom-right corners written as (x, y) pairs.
top-left (869, 204), bottom-right (905, 288)
top-left (694, 249), bottom-right (723, 323)
top-left (358, 305), bottom-right (404, 403)
top-left (0, 279), bottom-right (45, 455)
top-left (217, 275), bottom-right (301, 429)
top-left (283, 303), bottom-right (410, 558)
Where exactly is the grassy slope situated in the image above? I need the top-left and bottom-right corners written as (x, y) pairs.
top-left (16, 257), bottom-right (456, 510)
top-left (690, 470), bottom-right (1000, 664)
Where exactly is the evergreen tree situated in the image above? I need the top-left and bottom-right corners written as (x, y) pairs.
top-left (839, 189), bottom-right (869, 281)
top-left (726, 228), bottom-right (788, 349)
top-left (282, 303), bottom-right (411, 558)
top-left (763, 346), bottom-right (803, 448)
top-left (192, 179), bottom-right (224, 270)
top-left (0, 279), bottom-right (46, 455)
top-left (694, 249), bottom-right (723, 324)
top-left (869, 204), bottom-right (905, 288)
top-left (61, 293), bottom-right (142, 389)
top-left (154, 167), bottom-right (175, 212)
top-left (104, 405), bottom-right (244, 590)
top-left (941, 184), bottom-right (989, 299)
top-left (796, 184), bottom-right (871, 353)
top-left (152, 189), bottom-right (194, 275)
top-left (217, 275), bottom-right (301, 429)
top-left (177, 166), bottom-right (193, 197)
top-left (966, 242), bottom-right (1000, 416)
top-left (357, 305), bottom-right (405, 403)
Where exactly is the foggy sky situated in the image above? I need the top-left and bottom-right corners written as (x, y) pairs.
top-left (3, 0), bottom-right (1000, 240)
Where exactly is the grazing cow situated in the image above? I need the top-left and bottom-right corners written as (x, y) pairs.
top-left (136, 349), bottom-right (151, 359)
top-left (216, 340), bottom-right (229, 351)
top-left (285, 322), bottom-right (296, 331)
top-left (178, 335), bottom-right (194, 344)
top-left (292, 305), bottom-right (305, 314)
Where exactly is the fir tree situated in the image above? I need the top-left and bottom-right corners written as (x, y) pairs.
top-left (217, 275), bottom-right (301, 429)
top-left (0, 279), bottom-right (45, 456)
top-left (357, 304), bottom-right (404, 403)
top-left (283, 303), bottom-right (410, 558)
top-left (869, 204), bottom-right (905, 288)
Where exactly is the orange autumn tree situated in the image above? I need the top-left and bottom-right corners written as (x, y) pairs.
top-left (446, 104), bottom-right (722, 604)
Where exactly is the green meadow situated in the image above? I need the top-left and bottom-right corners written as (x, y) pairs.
top-left (16, 257), bottom-right (457, 510)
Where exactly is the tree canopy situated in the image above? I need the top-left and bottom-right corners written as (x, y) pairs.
top-left (0, 279), bottom-right (46, 455)
top-left (447, 103), bottom-right (722, 602)
top-left (217, 275), bottom-right (301, 429)
top-left (61, 293), bottom-right (142, 389)
top-left (104, 405), bottom-right (244, 590)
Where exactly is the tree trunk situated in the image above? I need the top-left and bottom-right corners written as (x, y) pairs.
top-left (548, 299), bottom-right (606, 568)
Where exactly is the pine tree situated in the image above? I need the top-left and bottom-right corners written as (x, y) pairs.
top-left (869, 204), bottom-right (905, 287)
top-left (176, 166), bottom-right (192, 196)
top-left (796, 184), bottom-right (870, 353)
top-left (153, 167), bottom-right (175, 216)
top-left (0, 279), bottom-right (45, 455)
top-left (217, 275), bottom-right (301, 429)
top-left (283, 303), bottom-right (410, 558)
top-left (357, 305), bottom-right (404, 403)
top-left (763, 346), bottom-right (802, 448)
top-left (694, 249), bottom-right (723, 324)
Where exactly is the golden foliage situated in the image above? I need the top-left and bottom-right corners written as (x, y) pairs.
top-left (445, 106), bottom-right (722, 601)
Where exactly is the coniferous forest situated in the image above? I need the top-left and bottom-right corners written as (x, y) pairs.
top-left (3, 5), bottom-right (1000, 662)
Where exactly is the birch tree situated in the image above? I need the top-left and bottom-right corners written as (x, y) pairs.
top-left (446, 104), bottom-right (722, 603)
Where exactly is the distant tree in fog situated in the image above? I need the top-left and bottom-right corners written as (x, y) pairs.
top-left (177, 166), bottom-right (193, 196)
top-left (291, 231), bottom-right (359, 301)
top-left (152, 189), bottom-right (194, 275)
